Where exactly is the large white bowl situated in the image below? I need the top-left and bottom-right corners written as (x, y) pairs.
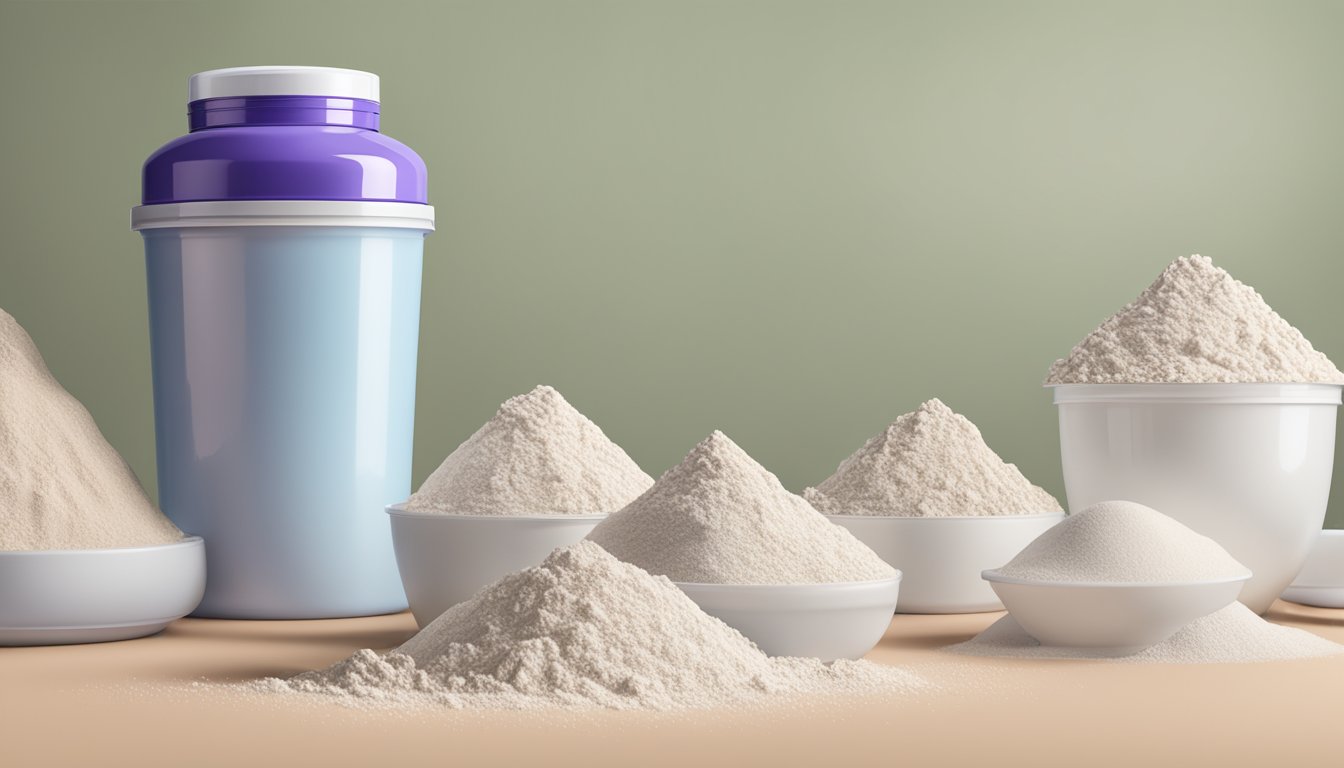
top-left (672, 575), bottom-right (901, 661)
top-left (0, 537), bottom-right (206, 646)
top-left (1282, 529), bottom-right (1344, 608)
top-left (983, 569), bottom-right (1251, 654)
top-left (1053, 383), bottom-right (1340, 613)
top-left (387, 504), bottom-right (603, 627)
top-left (828, 513), bottom-right (1064, 613)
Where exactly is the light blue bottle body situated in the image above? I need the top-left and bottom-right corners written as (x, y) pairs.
top-left (142, 226), bottom-right (423, 618)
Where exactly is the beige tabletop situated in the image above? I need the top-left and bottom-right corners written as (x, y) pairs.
top-left (1, 600), bottom-right (1341, 767)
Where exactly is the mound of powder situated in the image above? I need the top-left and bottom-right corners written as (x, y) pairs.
top-left (1046, 255), bottom-right (1344, 384)
top-left (997, 500), bottom-right (1248, 583)
top-left (586, 431), bottom-right (895, 584)
top-left (406, 385), bottom-right (653, 516)
top-left (950, 603), bottom-right (1343, 663)
top-left (803, 398), bottom-right (1063, 518)
top-left (260, 541), bottom-right (922, 710)
top-left (0, 308), bottom-right (181, 550)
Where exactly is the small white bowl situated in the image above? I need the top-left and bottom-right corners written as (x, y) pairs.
top-left (828, 513), bottom-right (1065, 613)
top-left (672, 574), bottom-right (901, 661)
top-left (1052, 382), bottom-right (1340, 613)
top-left (982, 569), bottom-right (1250, 654)
top-left (0, 537), bottom-right (206, 646)
top-left (1282, 529), bottom-right (1344, 608)
top-left (387, 504), bottom-right (603, 627)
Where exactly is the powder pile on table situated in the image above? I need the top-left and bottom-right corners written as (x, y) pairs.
top-left (954, 604), bottom-right (1343, 663)
top-left (803, 398), bottom-right (1062, 517)
top-left (0, 307), bottom-right (182, 550)
top-left (587, 431), bottom-right (895, 584)
top-left (407, 385), bottom-right (652, 516)
top-left (1046, 254), bottom-right (1344, 384)
top-left (261, 541), bottom-right (923, 710)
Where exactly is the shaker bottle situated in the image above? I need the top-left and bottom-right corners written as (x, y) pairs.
top-left (131, 66), bottom-right (433, 618)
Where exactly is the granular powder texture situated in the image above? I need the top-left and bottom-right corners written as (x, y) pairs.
top-left (587, 431), bottom-right (896, 584)
top-left (0, 308), bottom-right (182, 550)
top-left (407, 386), bottom-right (653, 516)
top-left (803, 398), bottom-right (1063, 518)
top-left (1046, 255), bottom-right (1344, 385)
top-left (261, 541), bottom-right (923, 710)
top-left (951, 603), bottom-right (1343, 663)
top-left (997, 500), bottom-right (1248, 583)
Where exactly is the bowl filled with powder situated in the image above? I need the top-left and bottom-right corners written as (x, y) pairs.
top-left (586, 431), bottom-right (900, 661)
top-left (807, 399), bottom-right (1066, 614)
top-left (0, 308), bottom-right (204, 645)
top-left (388, 385), bottom-right (653, 626)
top-left (1046, 255), bottom-right (1343, 613)
top-left (981, 501), bottom-right (1251, 655)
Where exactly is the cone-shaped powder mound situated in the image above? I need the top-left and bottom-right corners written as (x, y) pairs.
top-left (406, 385), bottom-right (653, 516)
top-left (586, 431), bottom-right (895, 584)
top-left (997, 500), bottom-right (1248, 583)
top-left (1046, 255), bottom-right (1344, 384)
top-left (804, 398), bottom-right (1062, 518)
top-left (0, 308), bottom-right (181, 550)
top-left (264, 541), bottom-right (922, 710)
top-left (950, 603), bottom-right (1343, 663)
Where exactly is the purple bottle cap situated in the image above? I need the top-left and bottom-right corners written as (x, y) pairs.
top-left (140, 66), bottom-right (428, 205)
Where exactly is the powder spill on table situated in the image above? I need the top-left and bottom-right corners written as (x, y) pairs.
top-left (259, 541), bottom-right (924, 710)
top-left (951, 603), bottom-right (1344, 663)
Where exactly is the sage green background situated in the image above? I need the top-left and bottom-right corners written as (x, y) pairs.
top-left (3, 0), bottom-right (1344, 524)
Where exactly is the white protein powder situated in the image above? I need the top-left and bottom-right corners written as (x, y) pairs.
top-left (1046, 255), bottom-right (1344, 384)
top-left (0, 308), bottom-right (182, 550)
top-left (803, 398), bottom-right (1063, 517)
top-left (406, 385), bottom-right (653, 516)
top-left (996, 500), bottom-right (1248, 583)
top-left (261, 541), bottom-right (924, 710)
top-left (586, 431), bottom-right (896, 584)
top-left (951, 603), bottom-right (1344, 663)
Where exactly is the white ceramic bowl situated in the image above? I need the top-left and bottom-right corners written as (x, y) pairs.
top-left (1282, 529), bottom-right (1344, 608)
top-left (1052, 383), bottom-right (1340, 613)
top-left (828, 513), bottom-right (1065, 613)
top-left (672, 575), bottom-right (901, 661)
top-left (0, 537), bottom-right (205, 646)
top-left (387, 504), bottom-right (603, 627)
top-left (982, 569), bottom-right (1251, 654)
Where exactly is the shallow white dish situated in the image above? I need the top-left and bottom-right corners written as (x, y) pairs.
top-left (982, 569), bottom-right (1250, 655)
top-left (1282, 529), bottom-right (1344, 608)
top-left (387, 504), bottom-right (603, 627)
top-left (1052, 382), bottom-right (1340, 613)
top-left (0, 537), bottom-right (206, 646)
top-left (829, 513), bottom-right (1064, 613)
top-left (672, 574), bottom-right (901, 661)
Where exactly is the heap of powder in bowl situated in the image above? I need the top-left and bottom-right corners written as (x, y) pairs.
top-left (1046, 254), bottom-right (1344, 385)
top-left (952, 500), bottom-right (1342, 663)
top-left (804, 398), bottom-right (1062, 518)
top-left (0, 307), bottom-right (182, 550)
top-left (995, 500), bottom-right (1248, 584)
top-left (406, 385), bottom-right (653, 516)
top-left (259, 540), bottom-right (924, 710)
top-left (585, 431), bottom-right (895, 584)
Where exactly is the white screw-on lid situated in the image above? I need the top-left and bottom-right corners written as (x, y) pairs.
top-left (188, 66), bottom-right (380, 102)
